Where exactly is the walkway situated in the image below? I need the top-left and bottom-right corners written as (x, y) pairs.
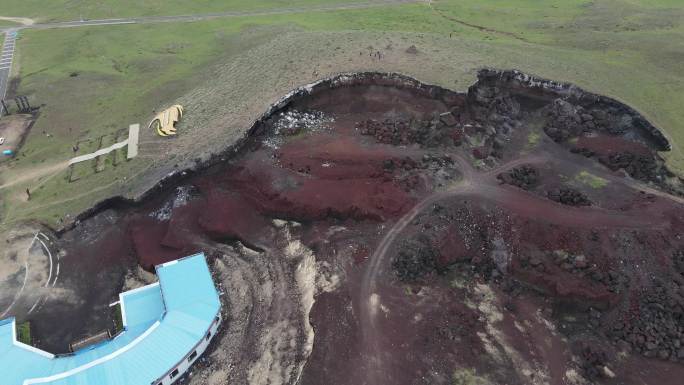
top-left (68, 124), bottom-right (140, 165)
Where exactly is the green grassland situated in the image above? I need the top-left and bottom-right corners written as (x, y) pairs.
top-left (0, 0), bottom-right (386, 23)
top-left (1, 0), bottom-right (683, 228)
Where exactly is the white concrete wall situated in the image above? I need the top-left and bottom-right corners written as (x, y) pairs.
top-left (157, 312), bottom-right (222, 385)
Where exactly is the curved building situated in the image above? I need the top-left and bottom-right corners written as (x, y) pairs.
top-left (0, 253), bottom-right (222, 385)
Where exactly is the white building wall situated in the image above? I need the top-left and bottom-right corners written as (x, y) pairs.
top-left (156, 312), bottom-right (222, 385)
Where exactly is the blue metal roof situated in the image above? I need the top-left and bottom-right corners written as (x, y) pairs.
top-left (0, 253), bottom-right (221, 385)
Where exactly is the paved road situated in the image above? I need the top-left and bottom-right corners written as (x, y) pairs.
top-left (1, 0), bottom-right (422, 31)
top-left (0, 29), bottom-right (17, 104)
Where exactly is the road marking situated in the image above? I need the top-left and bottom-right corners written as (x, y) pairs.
top-left (25, 234), bottom-right (55, 315)
top-left (52, 263), bottom-right (60, 287)
top-left (28, 297), bottom-right (41, 314)
top-left (38, 237), bottom-right (54, 288)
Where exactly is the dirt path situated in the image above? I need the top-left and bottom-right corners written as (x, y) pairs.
top-left (426, 0), bottom-right (530, 43)
top-left (0, 16), bottom-right (34, 26)
top-left (0, 160), bottom-right (68, 191)
top-left (356, 150), bottom-right (676, 382)
top-left (359, 180), bottom-right (473, 381)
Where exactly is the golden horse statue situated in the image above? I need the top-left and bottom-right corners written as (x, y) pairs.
top-left (149, 105), bottom-right (183, 137)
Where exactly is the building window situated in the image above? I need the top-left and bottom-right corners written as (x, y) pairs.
top-left (188, 350), bottom-right (197, 362)
top-left (170, 369), bottom-right (179, 379)
top-left (206, 331), bottom-right (211, 341)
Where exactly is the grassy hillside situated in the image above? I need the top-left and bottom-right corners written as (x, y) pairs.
top-left (1, 0), bottom-right (682, 228)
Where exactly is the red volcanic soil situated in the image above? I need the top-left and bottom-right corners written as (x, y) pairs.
top-left (576, 134), bottom-right (652, 157)
top-left (196, 187), bottom-right (270, 244)
top-left (43, 73), bottom-right (684, 383)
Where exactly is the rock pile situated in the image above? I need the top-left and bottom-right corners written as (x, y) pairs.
top-left (608, 278), bottom-right (684, 361)
top-left (600, 152), bottom-right (659, 181)
top-left (546, 187), bottom-right (591, 206)
top-left (497, 165), bottom-right (539, 190)
top-left (543, 99), bottom-right (593, 142)
top-left (392, 236), bottom-right (437, 282)
top-left (466, 83), bottom-right (521, 150)
top-left (578, 343), bottom-right (612, 380)
top-left (273, 110), bottom-right (331, 136)
top-left (356, 117), bottom-right (457, 147)
top-left (474, 69), bottom-right (670, 150)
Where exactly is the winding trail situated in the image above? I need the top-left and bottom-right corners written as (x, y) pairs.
top-left (357, 151), bottom-right (682, 382)
top-left (426, 0), bottom-right (530, 43)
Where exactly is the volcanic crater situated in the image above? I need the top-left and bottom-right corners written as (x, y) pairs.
top-left (9, 70), bottom-right (684, 384)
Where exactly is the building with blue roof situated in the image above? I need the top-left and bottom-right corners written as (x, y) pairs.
top-left (0, 253), bottom-right (222, 385)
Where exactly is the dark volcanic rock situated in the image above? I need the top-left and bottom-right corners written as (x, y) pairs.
top-left (497, 165), bottom-right (539, 190)
top-left (392, 236), bottom-right (437, 282)
top-left (473, 68), bottom-right (670, 151)
top-left (546, 188), bottom-right (591, 206)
